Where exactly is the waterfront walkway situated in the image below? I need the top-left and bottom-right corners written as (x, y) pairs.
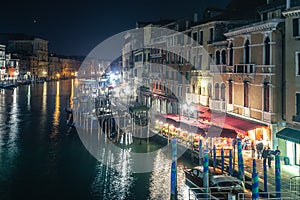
top-left (233, 149), bottom-right (300, 197)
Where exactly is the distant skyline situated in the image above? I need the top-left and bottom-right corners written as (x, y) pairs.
top-left (1, 0), bottom-right (230, 56)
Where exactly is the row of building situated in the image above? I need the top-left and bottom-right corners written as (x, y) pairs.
top-left (122, 0), bottom-right (300, 165)
top-left (0, 33), bottom-right (81, 81)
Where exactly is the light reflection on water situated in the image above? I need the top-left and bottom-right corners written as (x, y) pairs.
top-left (0, 80), bottom-right (196, 200)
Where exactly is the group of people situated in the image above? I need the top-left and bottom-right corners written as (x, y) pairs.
top-left (254, 139), bottom-right (279, 167)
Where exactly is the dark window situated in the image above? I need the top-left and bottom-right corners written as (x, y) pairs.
top-left (229, 43), bottom-right (233, 66)
top-left (293, 18), bottom-right (299, 37)
top-left (297, 93), bottom-right (300, 115)
top-left (185, 72), bottom-right (190, 82)
top-left (244, 82), bottom-right (249, 107)
top-left (263, 12), bottom-right (268, 21)
top-left (221, 50), bottom-right (226, 65)
top-left (244, 40), bottom-right (250, 64)
top-left (215, 83), bottom-right (219, 100)
top-left (221, 83), bottom-right (226, 101)
top-left (228, 81), bottom-right (233, 104)
top-left (297, 52), bottom-right (300, 76)
top-left (264, 83), bottom-right (270, 112)
top-left (209, 28), bottom-right (214, 43)
top-left (199, 31), bottom-right (203, 45)
top-left (187, 32), bottom-right (191, 44)
top-left (193, 32), bottom-right (197, 42)
top-left (216, 51), bottom-right (220, 65)
top-left (264, 37), bottom-right (271, 65)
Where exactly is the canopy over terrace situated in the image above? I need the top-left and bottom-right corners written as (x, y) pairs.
top-left (157, 114), bottom-right (237, 138)
top-left (157, 114), bottom-right (206, 136)
top-left (209, 113), bottom-right (267, 134)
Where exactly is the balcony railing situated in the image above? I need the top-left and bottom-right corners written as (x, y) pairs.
top-left (255, 65), bottom-right (275, 74)
top-left (209, 99), bottom-right (226, 112)
top-left (234, 64), bottom-right (255, 74)
top-left (210, 65), bottom-right (229, 73)
top-left (263, 112), bottom-right (275, 123)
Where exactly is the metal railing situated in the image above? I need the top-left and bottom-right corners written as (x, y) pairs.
top-left (238, 191), bottom-right (298, 200)
top-left (290, 176), bottom-right (300, 196)
top-left (188, 187), bottom-right (242, 200)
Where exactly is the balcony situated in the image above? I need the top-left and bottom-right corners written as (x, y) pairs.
top-left (243, 107), bottom-right (250, 117)
top-left (233, 64), bottom-right (255, 74)
top-left (150, 51), bottom-right (162, 58)
top-left (210, 65), bottom-right (230, 73)
top-left (292, 115), bottom-right (300, 123)
top-left (186, 93), bottom-right (200, 104)
top-left (263, 112), bottom-right (275, 123)
top-left (209, 99), bottom-right (226, 112)
top-left (255, 65), bottom-right (275, 74)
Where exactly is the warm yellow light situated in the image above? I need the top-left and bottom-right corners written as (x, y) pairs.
top-left (56, 73), bottom-right (60, 78)
top-left (71, 72), bottom-right (74, 76)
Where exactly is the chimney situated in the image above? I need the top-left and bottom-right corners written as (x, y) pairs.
top-left (194, 13), bottom-right (198, 23)
top-left (286, 0), bottom-right (291, 9)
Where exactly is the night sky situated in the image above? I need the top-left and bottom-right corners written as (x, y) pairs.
top-left (1, 0), bottom-right (230, 56)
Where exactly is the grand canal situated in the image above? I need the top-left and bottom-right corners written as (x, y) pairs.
top-left (0, 79), bottom-right (194, 200)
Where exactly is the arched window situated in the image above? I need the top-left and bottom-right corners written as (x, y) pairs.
top-left (244, 40), bottom-right (250, 64)
top-left (228, 80), bottom-right (233, 104)
top-left (221, 50), bottom-right (226, 65)
top-left (208, 83), bottom-right (212, 98)
top-left (215, 83), bottom-right (219, 100)
top-left (244, 81), bottom-right (249, 107)
top-left (221, 83), bottom-right (226, 100)
top-left (229, 43), bottom-right (233, 66)
top-left (264, 37), bottom-right (270, 65)
top-left (216, 50), bottom-right (220, 65)
top-left (198, 86), bottom-right (201, 95)
top-left (264, 82), bottom-right (270, 112)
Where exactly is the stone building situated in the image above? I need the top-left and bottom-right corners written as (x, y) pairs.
top-left (277, 0), bottom-right (300, 166)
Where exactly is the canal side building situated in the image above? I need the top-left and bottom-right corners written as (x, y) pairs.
top-left (277, 0), bottom-right (300, 166)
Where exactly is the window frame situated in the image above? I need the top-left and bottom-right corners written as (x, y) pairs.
top-left (296, 52), bottom-right (300, 76)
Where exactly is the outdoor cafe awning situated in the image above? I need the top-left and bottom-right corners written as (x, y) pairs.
top-left (206, 125), bottom-right (237, 138)
top-left (276, 128), bottom-right (300, 144)
top-left (211, 114), bottom-right (266, 134)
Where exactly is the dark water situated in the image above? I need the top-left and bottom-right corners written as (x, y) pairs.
top-left (0, 80), bottom-right (195, 200)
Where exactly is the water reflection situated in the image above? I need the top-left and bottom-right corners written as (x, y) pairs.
top-left (52, 81), bottom-right (60, 136)
top-left (42, 82), bottom-right (47, 115)
top-left (9, 89), bottom-right (19, 143)
top-left (27, 85), bottom-right (31, 109)
top-left (70, 79), bottom-right (74, 109)
top-left (0, 80), bottom-right (197, 200)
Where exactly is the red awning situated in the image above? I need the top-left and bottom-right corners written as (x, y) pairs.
top-left (211, 114), bottom-right (266, 134)
top-left (206, 125), bottom-right (237, 138)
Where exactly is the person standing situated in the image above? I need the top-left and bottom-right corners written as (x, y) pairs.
top-left (267, 147), bottom-right (272, 167)
top-left (256, 139), bottom-right (264, 159)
